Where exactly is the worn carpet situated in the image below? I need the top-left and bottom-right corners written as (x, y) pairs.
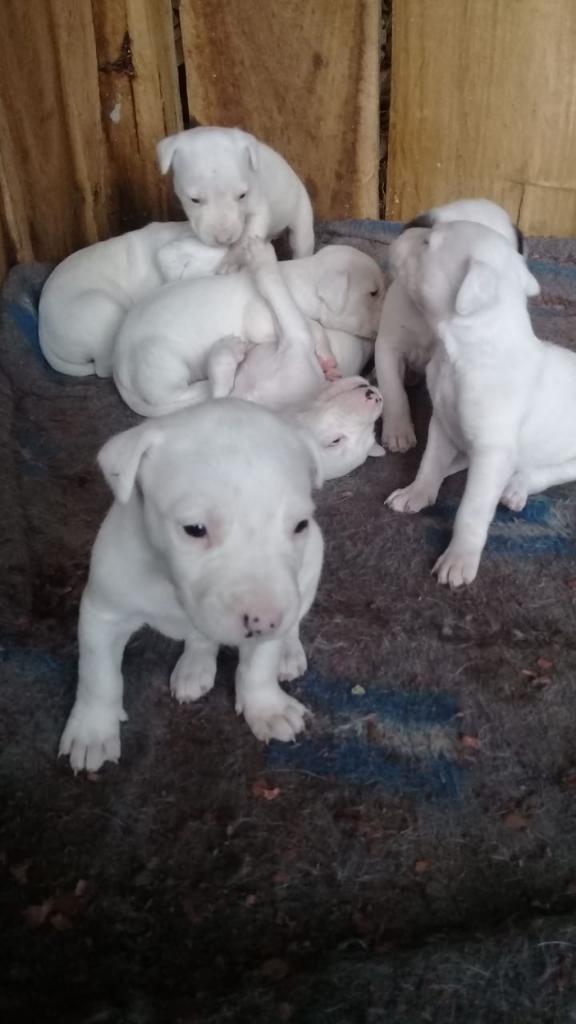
top-left (1, 221), bottom-right (576, 1022)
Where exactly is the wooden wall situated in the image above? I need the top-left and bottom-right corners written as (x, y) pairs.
top-left (387, 0), bottom-right (576, 236)
top-left (0, 0), bottom-right (380, 276)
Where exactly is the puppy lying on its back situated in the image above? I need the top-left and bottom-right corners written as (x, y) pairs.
top-left (38, 222), bottom-right (228, 378)
top-left (158, 126), bottom-right (315, 268)
top-left (375, 198), bottom-right (523, 452)
top-left (59, 400), bottom-right (325, 772)
top-left (113, 244), bottom-right (384, 417)
top-left (383, 218), bottom-right (576, 587)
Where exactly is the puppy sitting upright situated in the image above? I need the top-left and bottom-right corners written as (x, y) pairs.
top-left (382, 219), bottom-right (576, 587)
top-left (375, 199), bottom-right (523, 451)
top-left (158, 126), bottom-right (315, 267)
top-left (59, 400), bottom-right (324, 772)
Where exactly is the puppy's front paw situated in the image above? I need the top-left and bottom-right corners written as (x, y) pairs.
top-left (59, 701), bottom-right (123, 773)
top-left (500, 474), bottom-right (528, 512)
top-left (279, 638), bottom-right (307, 682)
top-left (216, 243), bottom-right (246, 275)
top-left (386, 483), bottom-right (435, 514)
top-left (170, 652), bottom-right (216, 703)
top-left (239, 689), bottom-right (309, 743)
top-left (432, 544), bottom-right (481, 587)
top-left (243, 236), bottom-right (277, 272)
top-left (382, 420), bottom-right (417, 453)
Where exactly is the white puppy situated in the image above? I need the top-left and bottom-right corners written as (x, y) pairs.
top-left (375, 199), bottom-right (523, 452)
top-left (59, 400), bottom-right (324, 772)
top-left (158, 126), bottom-right (315, 265)
top-left (113, 245), bottom-right (384, 417)
top-left (381, 219), bottom-right (576, 587)
top-left (39, 222), bottom-right (229, 378)
top-left (290, 377), bottom-right (384, 479)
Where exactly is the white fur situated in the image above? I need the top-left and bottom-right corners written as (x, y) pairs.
top-left (59, 400), bottom-right (324, 772)
top-left (382, 218), bottom-right (576, 587)
top-left (375, 199), bottom-right (521, 452)
top-left (157, 126), bottom-right (315, 264)
top-left (113, 244), bottom-right (384, 417)
top-left (38, 222), bottom-right (229, 378)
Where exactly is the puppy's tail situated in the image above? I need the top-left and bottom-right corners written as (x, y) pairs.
top-left (39, 341), bottom-right (98, 377)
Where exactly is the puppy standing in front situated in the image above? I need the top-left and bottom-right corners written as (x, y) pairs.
top-left (385, 218), bottom-right (576, 586)
top-left (59, 401), bottom-right (324, 772)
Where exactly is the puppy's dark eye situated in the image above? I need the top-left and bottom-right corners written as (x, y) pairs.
top-left (369, 289), bottom-right (379, 297)
top-left (294, 519), bottom-right (309, 534)
top-left (183, 524), bottom-right (207, 538)
top-left (238, 191), bottom-right (247, 200)
top-left (189, 197), bottom-right (201, 205)
top-left (329, 437), bottom-right (343, 447)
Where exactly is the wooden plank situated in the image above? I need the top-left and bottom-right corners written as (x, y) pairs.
top-left (179, 0), bottom-right (380, 221)
top-left (92, 0), bottom-right (183, 232)
top-left (387, 0), bottom-right (576, 236)
top-left (0, 0), bottom-right (108, 262)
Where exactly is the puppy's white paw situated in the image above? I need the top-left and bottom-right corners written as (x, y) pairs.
top-left (170, 652), bottom-right (216, 703)
top-left (59, 701), bottom-right (122, 773)
top-left (382, 420), bottom-right (417, 453)
top-left (279, 638), bottom-right (307, 682)
top-left (243, 236), bottom-right (277, 271)
top-left (386, 483), bottom-right (435, 514)
top-left (216, 243), bottom-right (246, 275)
top-left (500, 475), bottom-right (528, 512)
top-left (240, 690), bottom-right (309, 743)
top-left (433, 544), bottom-right (481, 587)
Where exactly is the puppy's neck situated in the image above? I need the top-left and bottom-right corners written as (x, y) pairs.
top-left (436, 297), bottom-right (537, 365)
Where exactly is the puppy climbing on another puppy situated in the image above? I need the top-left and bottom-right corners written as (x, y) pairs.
top-left (158, 125), bottom-right (315, 269)
top-left (384, 217), bottom-right (576, 587)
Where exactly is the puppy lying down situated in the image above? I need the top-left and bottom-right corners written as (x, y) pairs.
top-left (59, 400), bottom-right (325, 772)
top-left (159, 240), bottom-right (384, 479)
top-left (38, 222), bottom-right (228, 378)
top-left (385, 218), bottom-right (576, 587)
top-left (113, 244), bottom-right (384, 417)
top-left (375, 198), bottom-right (523, 452)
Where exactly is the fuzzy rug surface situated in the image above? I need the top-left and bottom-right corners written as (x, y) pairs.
top-left (2, 221), bottom-right (576, 1022)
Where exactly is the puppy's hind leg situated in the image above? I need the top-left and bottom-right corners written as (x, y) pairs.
top-left (288, 190), bottom-right (315, 258)
top-left (501, 457), bottom-right (576, 511)
top-left (207, 336), bottom-right (251, 397)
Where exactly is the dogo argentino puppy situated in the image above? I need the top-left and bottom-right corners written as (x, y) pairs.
top-left (39, 222), bottom-right (228, 378)
top-left (375, 198), bottom-right (524, 452)
top-left (382, 219), bottom-right (576, 588)
top-left (157, 125), bottom-right (315, 269)
top-left (59, 399), bottom-right (325, 772)
top-left (113, 245), bottom-right (384, 417)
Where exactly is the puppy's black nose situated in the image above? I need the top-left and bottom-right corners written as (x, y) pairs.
top-left (365, 388), bottom-right (376, 400)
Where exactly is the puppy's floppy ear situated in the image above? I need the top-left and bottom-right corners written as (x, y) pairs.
top-left (454, 258), bottom-right (498, 316)
top-left (520, 261), bottom-right (540, 297)
top-left (244, 137), bottom-right (259, 172)
top-left (293, 428), bottom-right (324, 489)
top-left (317, 269), bottom-right (349, 316)
top-left (157, 133), bottom-right (180, 175)
top-left (98, 423), bottom-right (163, 504)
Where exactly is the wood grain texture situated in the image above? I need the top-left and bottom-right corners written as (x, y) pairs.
top-left (387, 0), bottom-right (576, 235)
top-left (0, 0), bottom-right (107, 263)
top-left (92, 0), bottom-right (183, 231)
top-left (179, 0), bottom-right (381, 220)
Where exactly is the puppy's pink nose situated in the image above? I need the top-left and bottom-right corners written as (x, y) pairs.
top-left (242, 609), bottom-right (283, 638)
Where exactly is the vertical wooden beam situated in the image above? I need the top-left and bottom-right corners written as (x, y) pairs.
top-left (92, 0), bottom-right (183, 231)
top-left (387, 0), bottom-right (576, 236)
top-left (179, 0), bottom-right (381, 221)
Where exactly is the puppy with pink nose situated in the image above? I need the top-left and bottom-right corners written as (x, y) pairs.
top-left (59, 400), bottom-right (324, 772)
